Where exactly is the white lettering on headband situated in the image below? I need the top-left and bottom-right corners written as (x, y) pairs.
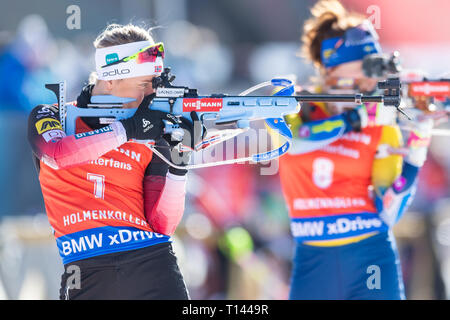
top-left (95, 40), bottom-right (163, 80)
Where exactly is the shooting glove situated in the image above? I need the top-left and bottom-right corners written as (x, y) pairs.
top-left (342, 105), bottom-right (368, 133)
top-left (404, 109), bottom-right (448, 167)
top-left (164, 111), bottom-right (205, 176)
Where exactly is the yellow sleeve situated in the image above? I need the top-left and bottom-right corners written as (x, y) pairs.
top-left (372, 125), bottom-right (404, 189)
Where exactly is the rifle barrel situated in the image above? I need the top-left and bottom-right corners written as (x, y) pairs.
top-left (294, 94), bottom-right (384, 103)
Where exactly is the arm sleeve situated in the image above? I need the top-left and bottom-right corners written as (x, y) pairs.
top-left (27, 104), bottom-right (127, 170)
top-left (143, 139), bottom-right (186, 236)
top-left (372, 126), bottom-right (420, 226)
top-left (372, 125), bottom-right (404, 189)
top-left (145, 173), bottom-right (187, 236)
top-left (268, 87), bottom-right (348, 154)
top-left (375, 162), bottom-right (419, 227)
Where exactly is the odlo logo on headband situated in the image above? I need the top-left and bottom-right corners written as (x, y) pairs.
top-left (105, 53), bottom-right (119, 65)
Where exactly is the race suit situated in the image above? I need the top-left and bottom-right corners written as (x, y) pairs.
top-left (276, 101), bottom-right (418, 299)
top-left (28, 85), bottom-right (188, 299)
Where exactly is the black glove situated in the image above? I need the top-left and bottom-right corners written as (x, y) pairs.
top-left (342, 106), bottom-right (368, 133)
top-left (120, 94), bottom-right (170, 141)
top-left (164, 111), bottom-right (205, 176)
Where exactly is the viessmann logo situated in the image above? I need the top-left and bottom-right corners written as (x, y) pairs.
top-left (182, 98), bottom-right (223, 112)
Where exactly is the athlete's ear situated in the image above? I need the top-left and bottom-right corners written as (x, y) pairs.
top-left (105, 80), bottom-right (115, 92)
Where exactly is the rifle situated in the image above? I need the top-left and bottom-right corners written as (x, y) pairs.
top-left (45, 68), bottom-right (401, 169)
top-left (363, 53), bottom-right (449, 135)
top-left (403, 76), bottom-right (450, 111)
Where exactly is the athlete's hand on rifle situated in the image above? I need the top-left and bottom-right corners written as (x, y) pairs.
top-left (120, 94), bottom-right (173, 141)
top-left (164, 111), bottom-right (205, 175)
top-left (403, 108), bottom-right (448, 167)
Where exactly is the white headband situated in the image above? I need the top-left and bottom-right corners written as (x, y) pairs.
top-left (95, 40), bottom-right (164, 80)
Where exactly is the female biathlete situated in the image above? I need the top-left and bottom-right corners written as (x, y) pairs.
top-left (275, 0), bottom-right (442, 299)
top-left (28, 24), bottom-right (198, 299)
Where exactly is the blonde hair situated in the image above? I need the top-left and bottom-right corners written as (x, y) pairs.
top-left (89, 23), bottom-right (155, 84)
top-left (301, 0), bottom-right (366, 68)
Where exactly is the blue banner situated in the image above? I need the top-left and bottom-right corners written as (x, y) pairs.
top-left (290, 212), bottom-right (388, 242)
top-left (56, 226), bottom-right (171, 264)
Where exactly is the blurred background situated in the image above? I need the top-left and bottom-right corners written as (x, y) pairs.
top-left (0, 0), bottom-right (449, 299)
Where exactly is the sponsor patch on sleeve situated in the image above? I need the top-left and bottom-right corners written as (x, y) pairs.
top-left (42, 129), bottom-right (66, 142)
top-left (75, 126), bottom-right (113, 139)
